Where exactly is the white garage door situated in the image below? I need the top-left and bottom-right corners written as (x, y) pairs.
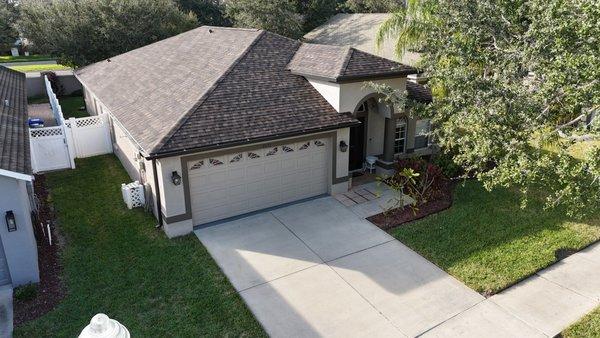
top-left (188, 137), bottom-right (330, 226)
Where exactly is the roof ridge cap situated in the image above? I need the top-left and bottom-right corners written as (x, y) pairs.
top-left (150, 30), bottom-right (267, 155)
top-left (338, 47), bottom-right (354, 79)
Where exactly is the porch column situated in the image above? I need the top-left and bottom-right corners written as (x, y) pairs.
top-left (383, 115), bottom-right (397, 162)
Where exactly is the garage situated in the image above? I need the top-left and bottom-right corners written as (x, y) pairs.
top-left (188, 136), bottom-right (330, 226)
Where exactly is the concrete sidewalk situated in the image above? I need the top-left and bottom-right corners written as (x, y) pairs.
top-left (424, 242), bottom-right (600, 337)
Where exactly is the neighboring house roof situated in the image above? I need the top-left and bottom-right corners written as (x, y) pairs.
top-left (76, 26), bottom-right (376, 158)
top-left (287, 43), bottom-right (416, 82)
top-left (303, 13), bottom-right (421, 66)
top-left (0, 66), bottom-right (31, 178)
top-left (304, 13), bottom-right (432, 104)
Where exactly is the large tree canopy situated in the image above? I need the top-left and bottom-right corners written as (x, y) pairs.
top-left (0, 0), bottom-right (19, 53)
top-left (18, 0), bottom-right (198, 66)
top-left (378, 0), bottom-right (599, 217)
top-left (225, 0), bottom-right (304, 39)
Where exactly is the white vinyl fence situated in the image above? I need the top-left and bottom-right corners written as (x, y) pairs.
top-left (29, 76), bottom-right (113, 174)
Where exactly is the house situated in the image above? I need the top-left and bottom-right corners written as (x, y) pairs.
top-left (75, 26), bottom-right (433, 237)
top-left (0, 66), bottom-right (40, 287)
top-left (303, 13), bottom-right (421, 66)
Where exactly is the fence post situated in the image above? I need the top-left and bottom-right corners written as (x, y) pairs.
top-left (28, 129), bottom-right (38, 174)
top-left (65, 118), bottom-right (77, 168)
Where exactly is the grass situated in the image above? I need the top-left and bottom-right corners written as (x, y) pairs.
top-left (391, 180), bottom-right (600, 295)
top-left (27, 95), bottom-right (49, 105)
top-left (14, 155), bottom-right (265, 337)
top-left (0, 55), bottom-right (55, 63)
top-left (59, 95), bottom-right (88, 119)
top-left (8, 64), bottom-right (70, 73)
top-left (563, 306), bottom-right (600, 338)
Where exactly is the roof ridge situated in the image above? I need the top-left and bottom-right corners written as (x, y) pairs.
top-left (338, 47), bottom-right (354, 79)
top-left (150, 30), bottom-right (267, 155)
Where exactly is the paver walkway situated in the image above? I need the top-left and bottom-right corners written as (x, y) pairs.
top-left (196, 185), bottom-right (600, 337)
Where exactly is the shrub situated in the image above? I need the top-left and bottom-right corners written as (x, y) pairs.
top-left (388, 157), bottom-right (448, 206)
top-left (432, 151), bottom-right (463, 178)
top-left (40, 71), bottom-right (65, 97)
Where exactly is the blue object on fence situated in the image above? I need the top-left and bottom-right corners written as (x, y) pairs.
top-left (28, 118), bottom-right (45, 128)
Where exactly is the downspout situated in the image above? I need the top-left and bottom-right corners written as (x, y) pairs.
top-left (152, 159), bottom-right (163, 228)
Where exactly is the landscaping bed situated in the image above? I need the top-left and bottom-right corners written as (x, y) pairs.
top-left (367, 180), bottom-right (454, 230)
top-left (14, 155), bottom-right (265, 337)
top-left (14, 175), bottom-right (66, 326)
top-left (390, 180), bottom-right (600, 296)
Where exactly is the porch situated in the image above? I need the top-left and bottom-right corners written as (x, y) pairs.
top-left (347, 97), bottom-right (435, 176)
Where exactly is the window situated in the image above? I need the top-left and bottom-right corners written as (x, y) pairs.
top-left (394, 119), bottom-right (407, 153)
top-left (415, 119), bottom-right (431, 149)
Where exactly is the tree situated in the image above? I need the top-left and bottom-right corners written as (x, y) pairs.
top-left (225, 0), bottom-right (304, 39)
top-left (377, 0), bottom-right (600, 218)
top-left (300, 0), bottom-right (341, 33)
top-left (176, 0), bottom-right (227, 26)
top-left (341, 0), bottom-right (403, 13)
top-left (18, 0), bottom-right (198, 66)
top-left (0, 0), bottom-right (19, 53)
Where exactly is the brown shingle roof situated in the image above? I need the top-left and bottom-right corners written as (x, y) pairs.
top-left (159, 32), bottom-right (357, 155)
top-left (0, 66), bottom-right (30, 175)
top-left (76, 26), bottom-right (263, 153)
top-left (287, 43), bottom-right (417, 82)
top-left (407, 81), bottom-right (432, 103)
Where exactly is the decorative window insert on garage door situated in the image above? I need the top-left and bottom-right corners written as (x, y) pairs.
top-left (187, 137), bottom-right (330, 226)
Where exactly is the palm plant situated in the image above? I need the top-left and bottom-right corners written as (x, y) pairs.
top-left (375, 0), bottom-right (433, 59)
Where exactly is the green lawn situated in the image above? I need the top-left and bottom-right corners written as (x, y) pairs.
top-left (391, 180), bottom-right (600, 295)
top-left (8, 64), bottom-right (70, 73)
top-left (0, 55), bottom-right (55, 63)
top-left (59, 96), bottom-right (88, 119)
top-left (15, 155), bottom-right (265, 337)
top-left (563, 306), bottom-right (600, 338)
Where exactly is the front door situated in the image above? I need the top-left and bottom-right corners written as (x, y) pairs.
top-left (349, 117), bottom-right (365, 171)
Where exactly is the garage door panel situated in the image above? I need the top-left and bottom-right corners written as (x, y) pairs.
top-left (190, 136), bottom-right (330, 225)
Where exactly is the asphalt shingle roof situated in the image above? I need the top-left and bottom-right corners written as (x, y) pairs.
top-left (76, 26), bottom-right (262, 154)
top-left (406, 81), bottom-right (433, 103)
top-left (287, 43), bottom-right (416, 82)
top-left (160, 32), bottom-right (358, 154)
top-left (78, 26), bottom-right (426, 157)
top-left (0, 66), bottom-right (30, 175)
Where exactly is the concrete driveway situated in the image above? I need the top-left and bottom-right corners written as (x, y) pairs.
top-left (196, 196), bottom-right (489, 337)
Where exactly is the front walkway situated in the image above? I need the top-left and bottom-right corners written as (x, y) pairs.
top-left (196, 185), bottom-right (600, 337)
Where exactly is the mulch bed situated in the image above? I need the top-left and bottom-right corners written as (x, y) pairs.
top-left (367, 180), bottom-right (455, 231)
top-left (14, 174), bottom-right (66, 326)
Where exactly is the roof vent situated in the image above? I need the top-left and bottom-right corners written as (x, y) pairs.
top-left (208, 28), bottom-right (213, 34)
top-left (107, 58), bottom-right (111, 63)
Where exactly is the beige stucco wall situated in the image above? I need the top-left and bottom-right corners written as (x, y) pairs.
top-left (155, 129), bottom-right (350, 237)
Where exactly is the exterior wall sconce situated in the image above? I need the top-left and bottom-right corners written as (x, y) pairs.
top-left (5, 211), bottom-right (16, 232)
top-left (339, 140), bottom-right (348, 152)
top-left (171, 171), bottom-right (182, 186)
